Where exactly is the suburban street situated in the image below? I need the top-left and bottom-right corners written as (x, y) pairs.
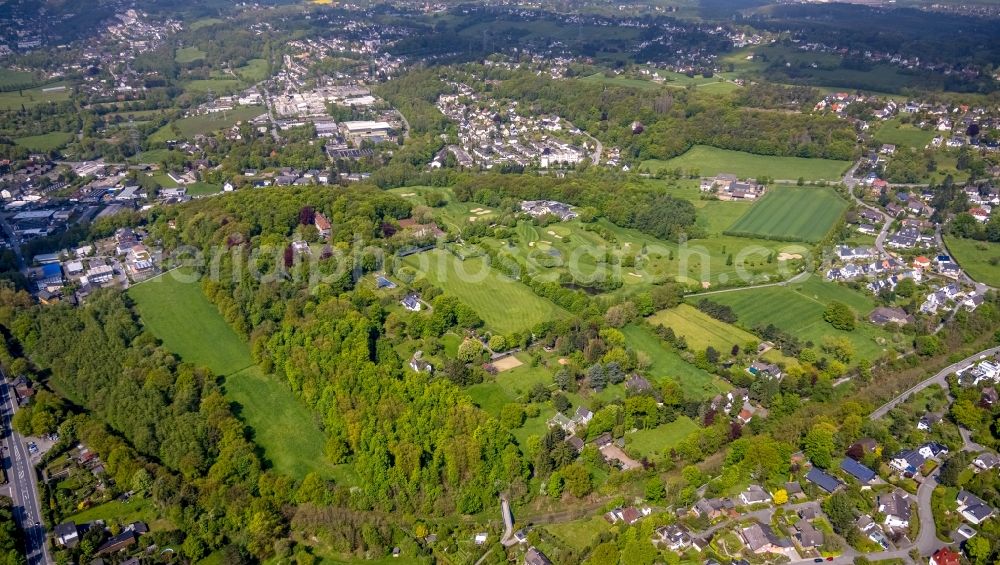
top-left (0, 376), bottom-right (50, 565)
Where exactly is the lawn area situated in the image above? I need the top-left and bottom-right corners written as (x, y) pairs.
top-left (0, 84), bottom-right (71, 110)
top-left (68, 497), bottom-right (171, 530)
top-left (127, 270), bottom-right (332, 479)
top-left (621, 324), bottom-right (730, 400)
top-left (702, 277), bottom-right (892, 363)
top-left (190, 17), bottom-right (223, 30)
top-left (625, 416), bottom-right (699, 458)
top-left (725, 185), bottom-right (849, 243)
top-left (544, 516), bottom-right (613, 552)
top-left (14, 131), bottom-right (74, 152)
top-left (187, 181), bottom-right (222, 196)
top-left (236, 58), bottom-right (270, 82)
top-left (874, 119), bottom-right (936, 148)
top-left (175, 46), bottom-right (206, 63)
top-left (648, 303), bottom-right (757, 352)
top-left (403, 249), bottom-right (569, 335)
top-left (642, 145), bottom-right (851, 181)
top-left (944, 235), bottom-right (1000, 287)
top-left (182, 78), bottom-right (241, 94)
top-left (496, 354), bottom-right (554, 399)
top-left (579, 72), bottom-right (664, 91)
top-left (148, 105), bottom-right (265, 143)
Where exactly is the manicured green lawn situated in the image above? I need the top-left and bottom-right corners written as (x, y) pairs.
top-left (702, 277), bottom-right (892, 363)
top-left (148, 105), bottom-right (264, 143)
top-left (579, 72), bottom-right (665, 91)
top-left (943, 235), bottom-right (1000, 287)
top-left (545, 516), bottom-right (613, 552)
top-left (182, 78), bottom-right (241, 93)
top-left (874, 119), bottom-right (936, 148)
top-left (236, 58), bottom-right (270, 82)
top-left (626, 416), bottom-right (700, 458)
top-left (642, 145), bottom-right (851, 181)
top-left (648, 303), bottom-right (757, 352)
top-left (725, 185), bottom-right (848, 243)
top-left (403, 249), bottom-right (569, 335)
top-left (187, 181), bottom-right (221, 196)
top-left (465, 382), bottom-right (512, 418)
top-left (128, 270), bottom-right (332, 479)
top-left (175, 46), bottom-right (206, 63)
top-left (14, 131), bottom-right (74, 152)
top-left (496, 355), bottom-right (553, 399)
top-left (621, 324), bottom-right (730, 400)
top-left (69, 497), bottom-right (171, 530)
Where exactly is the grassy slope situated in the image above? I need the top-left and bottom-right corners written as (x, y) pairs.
top-left (148, 105), bottom-right (265, 143)
top-left (626, 416), bottom-right (699, 458)
top-left (14, 131), bottom-right (74, 152)
top-left (725, 185), bottom-right (848, 243)
top-left (874, 119), bottom-right (936, 148)
top-left (621, 324), bottom-right (730, 400)
top-left (643, 145), bottom-right (851, 181)
top-left (403, 249), bottom-right (569, 335)
top-left (127, 271), bottom-right (331, 479)
top-left (702, 277), bottom-right (891, 363)
top-left (648, 303), bottom-right (758, 352)
top-left (943, 235), bottom-right (1000, 287)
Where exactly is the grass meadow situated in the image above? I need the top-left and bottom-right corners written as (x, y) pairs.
top-left (127, 270), bottom-right (332, 479)
top-left (14, 131), bottom-right (74, 152)
top-left (626, 416), bottom-right (700, 458)
top-left (943, 235), bottom-right (1000, 287)
top-left (175, 46), bottom-right (206, 63)
top-left (621, 324), bottom-right (730, 400)
top-left (148, 105), bottom-right (265, 143)
top-left (642, 145), bottom-right (851, 181)
top-left (403, 249), bottom-right (569, 334)
top-left (0, 84), bottom-right (71, 110)
top-left (725, 185), bottom-right (848, 243)
top-left (648, 304), bottom-right (758, 352)
top-left (702, 277), bottom-right (892, 363)
top-left (874, 119), bottom-right (936, 148)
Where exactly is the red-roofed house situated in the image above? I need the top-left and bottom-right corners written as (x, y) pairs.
top-left (913, 256), bottom-right (931, 269)
top-left (970, 207), bottom-right (990, 222)
top-left (314, 213), bottom-right (332, 239)
top-left (930, 548), bottom-right (960, 565)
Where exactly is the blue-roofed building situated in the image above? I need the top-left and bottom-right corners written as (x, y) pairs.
top-left (840, 457), bottom-right (877, 484)
top-left (38, 263), bottom-right (63, 287)
top-left (375, 275), bottom-right (396, 289)
top-left (806, 467), bottom-right (842, 493)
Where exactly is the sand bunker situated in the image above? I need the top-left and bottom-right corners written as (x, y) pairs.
top-left (400, 192), bottom-right (416, 197)
top-left (476, 209), bottom-right (491, 215)
top-left (493, 356), bottom-right (524, 372)
top-left (628, 272), bottom-right (642, 278)
top-left (777, 252), bottom-right (803, 261)
top-left (558, 358), bottom-right (569, 365)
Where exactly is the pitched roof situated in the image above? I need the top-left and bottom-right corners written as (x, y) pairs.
top-left (840, 457), bottom-right (877, 483)
top-left (806, 467), bottom-right (842, 493)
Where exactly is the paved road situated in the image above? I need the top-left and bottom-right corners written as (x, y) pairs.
top-left (870, 346), bottom-right (1000, 419)
top-left (843, 161), bottom-right (893, 257)
top-left (687, 270), bottom-right (811, 297)
top-left (0, 378), bottom-right (50, 565)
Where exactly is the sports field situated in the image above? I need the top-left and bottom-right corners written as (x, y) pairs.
top-left (626, 416), bottom-right (699, 458)
top-left (943, 235), bottom-right (1000, 287)
top-left (14, 131), bottom-right (74, 152)
top-left (725, 185), bottom-right (848, 243)
top-left (703, 277), bottom-right (890, 362)
top-left (648, 304), bottom-right (757, 352)
top-left (148, 105), bottom-right (265, 143)
top-left (643, 145), bottom-right (851, 181)
top-left (874, 119), bottom-right (936, 148)
top-left (403, 249), bottom-right (569, 334)
top-left (621, 324), bottom-right (730, 400)
top-left (127, 270), bottom-right (331, 479)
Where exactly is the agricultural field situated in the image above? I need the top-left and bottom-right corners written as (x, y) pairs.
top-left (625, 416), bottom-right (699, 458)
top-left (648, 303), bottom-right (758, 352)
top-left (147, 105), bottom-right (265, 143)
top-left (943, 236), bottom-right (1000, 287)
top-left (175, 46), bottom-right (206, 63)
top-left (874, 119), bottom-right (936, 148)
top-left (621, 324), bottom-right (730, 400)
top-left (0, 84), bottom-right (71, 110)
top-left (702, 277), bottom-right (894, 363)
top-left (14, 131), bottom-right (74, 152)
top-left (127, 270), bottom-right (332, 479)
top-left (402, 249), bottom-right (570, 335)
top-left (642, 145), bottom-right (851, 181)
top-left (725, 185), bottom-right (849, 243)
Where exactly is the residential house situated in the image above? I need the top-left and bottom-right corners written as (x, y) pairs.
top-left (868, 307), bottom-right (913, 326)
top-left (795, 520), bottom-right (824, 548)
top-left (930, 548), bottom-right (961, 565)
top-left (653, 525), bottom-right (691, 551)
top-left (314, 212), bottom-right (332, 239)
top-left (692, 497), bottom-right (734, 520)
top-left (739, 485), bottom-right (770, 506)
top-left (740, 523), bottom-right (788, 554)
top-left (574, 406), bottom-right (593, 428)
top-left (917, 413), bottom-right (942, 431)
top-left (877, 491), bottom-right (911, 529)
top-left (890, 449), bottom-right (925, 474)
top-left (840, 457), bottom-right (877, 485)
top-left (748, 361), bottom-right (782, 380)
top-left (96, 531), bottom-right (138, 555)
top-left (981, 387), bottom-right (999, 407)
top-left (957, 490), bottom-right (994, 524)
top-left (524, 547), bottom-right (552, 565)
top-left (566, 436), bottom-right (584, 453)
top-left (401, 294), bottom-right (422, 312)
top-left (806, 467), bottom-right (842, 493)
top-left (54, 522), bottom-right (79, 548)
top-left (549, 413), bottom-right (575, 434)
top-left (408, 351), bottom-right (432, 374)
top-left (918, 442), bottom-right (949, 460)
top-left (785, 481), bottom-right (804, 500)
top-left (972, 452), bottom-right (999, 472)
top-left (625, 374), bottom-right (653, 394)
